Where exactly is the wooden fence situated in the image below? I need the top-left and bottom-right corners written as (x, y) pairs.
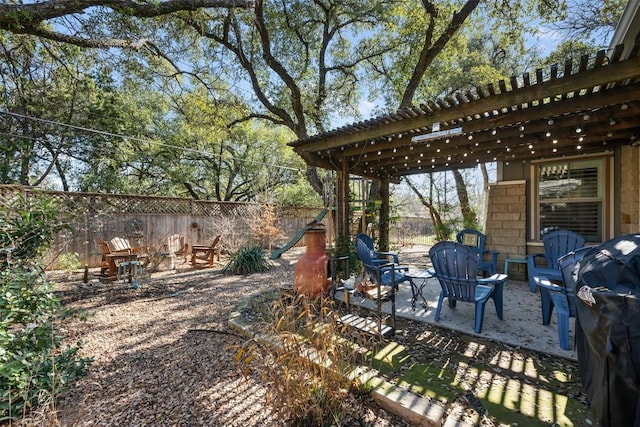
top-left (0, 185), bottom-right (433, 269)
top-left (0, 186), bottom-right (326, 269)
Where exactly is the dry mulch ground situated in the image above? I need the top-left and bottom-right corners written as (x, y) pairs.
top-left (27, 247), bottom-right (593, 427)
top-left (48, 249), bottom-right (411, 427)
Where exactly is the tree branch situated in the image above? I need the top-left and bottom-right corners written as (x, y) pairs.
top-left (400, 0), bottom-right (480, 108)
top-left (0, 0), bottom-right (254, 48)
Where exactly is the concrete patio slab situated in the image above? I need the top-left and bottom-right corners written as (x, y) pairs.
top-left (335, 256), bottom-right (577, 361)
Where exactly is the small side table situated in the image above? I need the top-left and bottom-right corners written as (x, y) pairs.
top-left (404, 269), bottom-right (433, 310)
top-left (503, 257), bottom-right (527, 275)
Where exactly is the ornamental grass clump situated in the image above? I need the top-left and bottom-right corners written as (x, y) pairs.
top-left (233, 292), bottom-right (375, 426)
top-left (222, 246), bottom-right (272, 274)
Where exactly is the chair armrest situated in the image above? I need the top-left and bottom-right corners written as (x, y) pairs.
top-left (533, 275), bottom-right (563, 292)
top-left (483, 250), bottom-right (499, 264)
top-left (377, 251), bottom-right (400, 264)
top-left (478, 273), bottom-right (508, 284)
top-left (375, 262), bottom-right (407, 287)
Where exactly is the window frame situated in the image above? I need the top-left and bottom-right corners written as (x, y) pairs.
top-left (530, 153), bottom-right (613, 243)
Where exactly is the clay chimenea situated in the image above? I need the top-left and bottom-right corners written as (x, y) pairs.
top-left (294, 223), bottom-right (331, 298)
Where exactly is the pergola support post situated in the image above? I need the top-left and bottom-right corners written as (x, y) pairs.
top-left (379, 177), bottom-right (390, 252)
top-left (336, 163), bottom-right (351, 252)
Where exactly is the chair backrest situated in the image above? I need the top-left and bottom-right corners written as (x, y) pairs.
top-left (356, 233), bottom-right (375, 251)
top-left (356, 238), bottom-right (376, 269)
top-left (456, 229), bottom-right (485, 253)
top-left (209, 235), bottom-right (221, 249)
top-left (542, 230), bottom-right (586, 270)
top-left (110, 237), bottom-right (132, 252)
top-left (96, 238), bottom-right (111, 255)
top-left (558, 246), bottom-right (592, 291)
top-left (167, 234), bottom-right (185, 253)
top-left (428, 241), bottom-right (481, 302)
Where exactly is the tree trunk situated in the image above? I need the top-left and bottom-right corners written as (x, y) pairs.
top-left (452, 168), bottom-right (477, 229)
top-left (404, 177), bottom-right (448, 241)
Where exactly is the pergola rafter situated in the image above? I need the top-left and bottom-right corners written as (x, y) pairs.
top-left (290, 35), bottom-right (640, 250)
top-left (290, 42), bottom-right (640, 181)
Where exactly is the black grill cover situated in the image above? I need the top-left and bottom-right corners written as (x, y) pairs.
top-left (574, 234), bottom-right (640, 427)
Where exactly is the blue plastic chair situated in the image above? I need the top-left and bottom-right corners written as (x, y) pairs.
top-left (534, 247), bottom-right (592, 350)
top-left (428, 241), bottom-right (507, 334)
top-left (455, 229), bottom-right (499, 276)
top-left (356, 239), bottom-right (408, 336)
top-left (527, 229), bottom-right (585, 293)
top-left (355, 233), bottom-right (407, 272)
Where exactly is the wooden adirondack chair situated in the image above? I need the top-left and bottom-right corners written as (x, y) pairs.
top-left (96, 238), bottom-right (115, 276)
top-left (429, 241), bottom-right (507, 334)
top-left (109, 237), bottom-right (150, 267)
top-left (158, 234), bottom-right (188, 270)
top-left (96, 237), bottom-right (136, 277)
top-left (191, 235), bottom-right (221, 268)
top-left (455, 229), bottom-right (499, 276)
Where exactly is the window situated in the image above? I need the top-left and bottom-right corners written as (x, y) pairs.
top-left (533, 156), bottom-right (610, 242)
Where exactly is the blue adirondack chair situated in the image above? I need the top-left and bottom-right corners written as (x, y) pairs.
top-left (356, 233), bottom-right (398, 264)
top-left (355, 238), bottom-right (408, 336)
top-left (428, 241), bottom-right (507, 334)
top-left (355, 233), bottom-right (407, 272)
top-left (455, 229), bottom-right (499, 276)
top-left (355, 238), bottom-right (408, 285)
top-left (533, 246), bottom-right (592, 350)
top-left (527, 229), bottom-right (585, 293)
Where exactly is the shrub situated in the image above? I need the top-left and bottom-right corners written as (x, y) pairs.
top-left (0, 192), bottom-right (91, 420)
top-left (222, 246), bottom-right (272, 274)
top-left (57, 252), bottom-right (81, 274)
top-left (234, 292), bottom-right (373, 426)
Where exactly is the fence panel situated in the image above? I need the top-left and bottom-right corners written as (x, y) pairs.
top-left (0, 186), bottom-right (433, 269)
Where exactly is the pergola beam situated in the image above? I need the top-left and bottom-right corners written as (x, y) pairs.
top-left (291, 56), bottom-right (640, 154)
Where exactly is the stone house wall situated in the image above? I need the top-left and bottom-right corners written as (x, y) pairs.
top-left (485, 180), bottom-right (527, 280)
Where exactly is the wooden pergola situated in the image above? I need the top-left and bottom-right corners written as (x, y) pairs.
top-left (290, 39), bottom-right (640, 249)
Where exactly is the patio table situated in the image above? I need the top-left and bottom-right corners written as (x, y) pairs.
top-left (404, 268), bottom-right (434, 310)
